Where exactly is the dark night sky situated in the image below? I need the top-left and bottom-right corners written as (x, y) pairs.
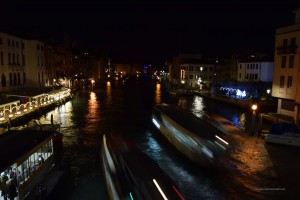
top-left (2, 0), bottom-right (300, 65)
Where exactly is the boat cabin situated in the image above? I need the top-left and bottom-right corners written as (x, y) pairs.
top-left (0, 129), bottom-right (63, 200)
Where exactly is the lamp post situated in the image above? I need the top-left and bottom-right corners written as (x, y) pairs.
top-left (91, 79), bottom-right (95, 90)
top-left (251, 103), bottom-right (257, 136)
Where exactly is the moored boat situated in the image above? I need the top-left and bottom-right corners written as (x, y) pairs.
top-left (0, 127), bottom-right (66, 200)
top-left (264, 122), bottom-right (300, 147)
top-left (100, 132), bottom-right (185, 200)
top-left (152, 103), bottom-right (231, 169)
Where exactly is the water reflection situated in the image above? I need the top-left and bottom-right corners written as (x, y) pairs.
top-left (87, 92), bottom-right (99, 117)
top-left (178, 97), bottom-right (187, 108)
top-left (106, 81), bottom-right (112, 108)
top-left (38, 102), bottom-right (74, 126)
top-left (155, 83), bottom-right (162, 104)
top-left (191, 96), bottom-right (205, 118)
top-left (83, 92), bottom-right (100, 138)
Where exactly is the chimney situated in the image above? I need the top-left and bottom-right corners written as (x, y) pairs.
top-left (295, 8), bottom-right (300, 24)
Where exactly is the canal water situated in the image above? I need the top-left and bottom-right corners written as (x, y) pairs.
top-left (34, 77), bottom-right (282, 200)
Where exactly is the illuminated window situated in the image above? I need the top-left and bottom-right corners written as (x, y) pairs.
top-left (287, 76), bottom-right (292, 88)
top-left (279, 76), bottom-right (285, 88)
top-left (289, 55), bottom-right (294, 68)
top-left (281, 56), bottom-right (286, 68)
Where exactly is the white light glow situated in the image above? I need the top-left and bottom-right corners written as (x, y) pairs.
top-left (152, 118), bottom-right (160, 128)
top-left (215, 135), bottom-right (229, 145)
top-left (153, 179), bottom-right (168, 200)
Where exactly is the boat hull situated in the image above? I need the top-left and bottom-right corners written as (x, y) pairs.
top-left (100, 133), bottom-right (186, 200)
top-left (152, 104), bottom-right (229, 169)
top-left (265, 134), bottom-right (300, 147)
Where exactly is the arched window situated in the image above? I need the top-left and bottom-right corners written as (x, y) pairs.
top-left (18, 73), bottom-right (20, 85)
top-left (9, 73), bottom-right (12, 86)
top-left (38, 72), bottom-right (40, 86)
top-left (23, 72), bottom-right (26, 85)
top-left (1, 74), bottom-right (6, 87)
top-left (13, 73), bottom-right (17, 86)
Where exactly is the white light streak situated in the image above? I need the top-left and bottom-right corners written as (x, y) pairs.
top-left (215, 135), bottom-right (229, 145)
top-left (153, 179), bottom-right (168, 200)
top-left (152, 118), bottom-right (160, 128)
top-left (103, 134), bottom-right (116, 173)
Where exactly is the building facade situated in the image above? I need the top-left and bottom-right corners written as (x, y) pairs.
top-left (272, 8), bottom-right (300, 124)
top-left (179, 63), bottom-right (216, 89)
top-left (24, 40), bottom-right (47, 87)
top-left (237, 59), bottom-right (274, 83)
top-left (0, 32), bottom-right (26, 92)
top-left (169, 54), bottom-right (218, 90)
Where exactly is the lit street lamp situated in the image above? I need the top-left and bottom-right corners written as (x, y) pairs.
top-left (251, 103), bottom-right (258, 136)
top-left (91, 79), bottom-right (95, 90)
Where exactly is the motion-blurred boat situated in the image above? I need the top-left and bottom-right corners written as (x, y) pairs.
top-left (264, 122), bottom-right (300, 147)
top-left (152, 103), bottom-right (230, 168)
top-left (100, 132), bottom-right (185, 200)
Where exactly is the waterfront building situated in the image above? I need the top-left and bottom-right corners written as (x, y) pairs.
top-left (114, 63), bottom-right (131, 78)
top-left (237, 56), bottom-right (274, 83)
top-left (0, 32), bottom-right (26, 92)
top-left (24, 40), bottom-right (47, 87)
top-left (217, 56), bottom-right (239, 82)
top-left (272, 8), bottom-right (300, 124)
top-left (169, 54), bottom-right (218, 90)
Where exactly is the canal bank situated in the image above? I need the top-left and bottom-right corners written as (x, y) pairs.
top-left (194, 90), bottom-right (277, 111)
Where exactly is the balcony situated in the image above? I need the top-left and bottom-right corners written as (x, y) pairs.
top-left (276, 45), bottom-right (298, 55)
